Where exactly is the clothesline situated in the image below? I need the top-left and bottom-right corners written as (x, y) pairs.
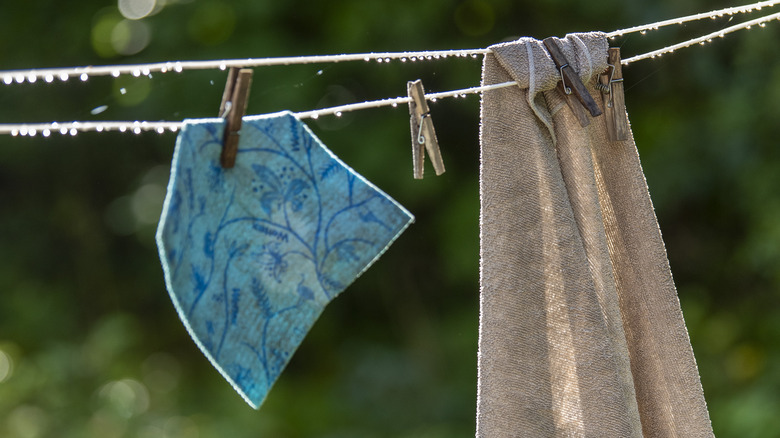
top-left (1, 0), bottom-right (777, 84)
top-left (1, 4), bottom-right (779, 136)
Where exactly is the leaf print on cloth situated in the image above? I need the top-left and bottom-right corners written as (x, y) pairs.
top-left (156, 111), bottom-right (413, 409)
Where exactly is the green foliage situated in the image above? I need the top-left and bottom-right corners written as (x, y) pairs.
top-left (1, 0), bottom-right (779, 436)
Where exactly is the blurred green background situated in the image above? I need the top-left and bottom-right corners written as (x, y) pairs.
top-left (1, 0), bottom-right (779, 437)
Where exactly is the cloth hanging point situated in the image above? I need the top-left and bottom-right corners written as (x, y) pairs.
top-left (542, 37), bottom-right (602, 127)
top-left (219, 67), bottom-right (253, 168)
top-left (600, 48), bottom-right (629, 141)
top-left (407, 79), bottom-right (445, 179)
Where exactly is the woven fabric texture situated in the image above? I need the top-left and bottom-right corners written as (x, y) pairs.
top-left (477, 33), bottom-right (713, 437)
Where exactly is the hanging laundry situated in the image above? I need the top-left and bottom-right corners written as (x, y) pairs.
top-left (156, 111), bottom-right (413, 408)
top-left (477, 33), bottom-right (713, 436)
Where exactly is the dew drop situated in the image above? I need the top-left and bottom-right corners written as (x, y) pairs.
top-left (174, 62), bottom-right (183, 73)
top-left (430, 97), bottom-right (438, 103)
top-left (391, 102), bottom-right (398, 108)
top-left (426, 55), bottom-right (433, 60)
top-left (15, 74), bottom-right (24, 83)
top-left (29, 128), bottom-right (37, 137)
top-left (60, 127), bottom-right (68, 135)
top-left (410, 56), bottom-right (418, 62)
top-left (400, 57), bottom-right (407, 62)
top-left (711, 15), bottom-right (717, 20)
top-left (3, 75), bottom-right (12, 85)
top-left (640, 30), bottom-right (647, 35)
top-left (142, 68), bottom-right (151, 76)
top-left (161, 67), bottom-right (168, 73)
top-left (461, 93), bottom-right (468, 98)
top-left (45, 74), bottom-right (54, 83)
top-left (471, 54), bottom-right (478, 59)
top-left (364, 57), bottom-right (370, 62)
top-left (119, 125), bottom-right (128, 132)
top-left (96, 125), bottom-right (105, 132)
top-left (132, 69), bottom-right (141, 77)
top-left (133, 127), bottom-right (142, 134)
top-left (219, 63), bottom-right (227, 70)
top-left (80, 73), bottom-right (89, 81)
top-left (156, 126), bottom-right (165, 134)
top-left (69, 128), bottom-right (78, 136)
top-left (11, 129), bottom-right (18, 136)
top-left (759, 23), bottom-right (766, 28)
top-left (434, 54), bottom-right (441, 59)
top-left (335, 111), bottom-right (343, 117)
top-left (43, 129), bottom-right (51, 137)
top-left (384, 57), bottom-right (391, 63)
top-left (169, 126), bottom-right (178, 132)
top-left (60, 73), bottom-right (69, 81)
top-left (377, 58), bottom-right (384, 63)
top-left (27, 74), bottom-right (37, 83)
top-left (19, 127), bottom-right (28, 136)
top-left (112, 70), bottom-right (121, 77)
top-left (310, 114), bottom-right (319, 120)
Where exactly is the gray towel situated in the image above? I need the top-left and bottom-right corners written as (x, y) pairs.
top-left (477, 33), bottom-right (714, 437)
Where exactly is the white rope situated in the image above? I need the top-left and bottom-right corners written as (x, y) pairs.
top-left (622, 11), bottom-right (780, 64)
top-left (0, 81), bottom-right (517, 135)
top-left (0, 49), bottom-right (487, 84)
top-left (0, 0), bottom-right (776, 83)
top-left (607, 0), bottom-right (780, 37)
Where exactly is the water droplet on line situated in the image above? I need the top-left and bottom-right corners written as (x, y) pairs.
top-left (132, 69), bottom-right (141, 77)
top-left (364, 57), bottom-right (370, 62)
top-left (471, 54), bottom-right (478, 59)
top-left (45, 74), bottom-right (54, 83)
top-left (430, 97), bottom-right (437, 103)
top-left (27, 74), bottom-right (37, 83)
top-left (3, 75), bottom-right (12, 85)
top-left (400, 57), bottom-right (407, 62)
top-left (310, 114), bottom-right (319, 120)
top-left (91, 105), bottom-right (109, 115)
top-left (133, 127), bottom-right (142, 134)
top-left (142, 68), bottom-right (150, 76)
top-left (29, 129), bottom-right (37, 137)
top-left (410, 56), bottom-right (418, 62)
top-left (119, 125), bottom-right (128, 132)
top-left (96, 125), bottom-right (105, 132)
top-left (11, 129), bottom-right (18, 136)
top-left (69, 128), bottom-right (78, 136)
top-left (219, 63), bottom-right (226, 70)
top-left (60, 73), bottom-right (69, 81)
top-left (174, 63), bottom-right (183, 73)
top-left (156, 127), bottom-right (165, 134)
top-left (426, 55), bottom-right (433, 60)
top-left (640, 30), bottom-right (647, 35)
top-left (377, 58), bottom-right (383, 63)
top-left (112, 70), bottom-right (121, 77)
top-left (20, 127), bottom-right (28, 136)
top-left (169, 126), bottom-right (178, 132)
top-left (434, 54), bottom-right (441, 59)
top-left (43, 129), bottom-right (51, 137)
top-left (335, 111), bottom-right (343, 117)
top-left (15, 75), bottom-right (24, 83)
top-left (391, 102), bottom-right (398, 108)
top-left (60, 127), bottom-right (68, 135)
top-left (80, 73), bottom-right (89, 81)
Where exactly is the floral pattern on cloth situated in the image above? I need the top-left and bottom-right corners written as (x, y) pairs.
top-left (156, 111), bottom-right (414, 408)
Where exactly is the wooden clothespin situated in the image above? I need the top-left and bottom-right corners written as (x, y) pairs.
top-left (599, 48), bottom-right (629, 141)
top-left (542, 37), bottom-right (602, 127)
top-left (407, 79), bottom-right (445, 179)
top-left (219, 67), bottom-right (253, 168)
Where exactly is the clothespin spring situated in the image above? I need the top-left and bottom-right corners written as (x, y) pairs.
top-left (417, 113), bottom-right (431, 145)
top-left (559, 64), bottom-right (572, 95)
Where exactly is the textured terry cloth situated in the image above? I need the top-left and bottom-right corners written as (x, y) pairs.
top-left (157, 111), bottom-right (413, 408)
top-left (477, 33), bottom-right (713, 437)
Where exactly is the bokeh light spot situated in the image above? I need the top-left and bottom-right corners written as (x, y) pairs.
top-left (118, 0), bottom-right (156, 20)
top-left (0, 348), bottom-right (13, 383)
top-left (111, 19), bottom-right (151, 56)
